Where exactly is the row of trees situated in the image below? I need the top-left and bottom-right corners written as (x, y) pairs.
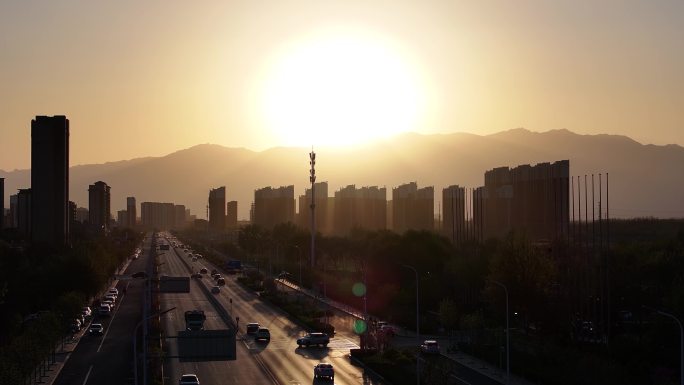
top-left (0, 228), bottom-right (143, 384)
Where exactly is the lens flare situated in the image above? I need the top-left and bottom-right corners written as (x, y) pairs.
top-left (352, 282), bottom-right (367, 297)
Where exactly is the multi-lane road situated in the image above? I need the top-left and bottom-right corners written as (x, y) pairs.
top-left (48, 232), bottom-right (506, 385)
top-left (160, 234), bottom-right (387, 385)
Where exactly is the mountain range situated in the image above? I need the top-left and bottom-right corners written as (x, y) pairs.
top-left (2, 128), bottom-right (683, 220)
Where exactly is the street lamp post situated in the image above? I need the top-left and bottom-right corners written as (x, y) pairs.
top-left (133, 307), bottom-right (175, 385)
top-left (491, 280), bottom-right (510, 385)
top-left (401, 264), bottom-right (419, 385)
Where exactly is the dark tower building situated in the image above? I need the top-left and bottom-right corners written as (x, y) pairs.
top-left (31, 115), bottom-right (69, 246)
top-left (208, 186), bottom-right (226, 232)
top-left (226, 201), bottom-right (238, 230)
top-left (392, 182), bottom-right (434, 233)
top-left (482, 160), bottom-right (569, 241)
top-left (88, 181), bottom-right (111, 232)
top-left (127, 197), bottom-right (137, 228)
top-left (442, 185), bottom-right (466, 243)
top-left (253, 186), bottom-right (295, 229)
top-left (17, 188), bottom-right (32, 238)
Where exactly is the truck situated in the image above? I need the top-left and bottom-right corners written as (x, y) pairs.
top-left (184, 310), bottom-right (206, 331)
top-left (225, 260), bottom-right (242, 274)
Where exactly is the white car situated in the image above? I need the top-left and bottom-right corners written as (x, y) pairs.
top-left (108, 288), bottom-right (119, 296)
top-left (420, 340), bottom-right (440, 354)
top-left (179, 373), bottom-right (200, 385)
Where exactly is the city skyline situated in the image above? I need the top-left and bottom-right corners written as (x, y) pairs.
top-left (2, 1), bottom-right (683, 170)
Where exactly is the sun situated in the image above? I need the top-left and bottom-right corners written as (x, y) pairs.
top-left (259, 30), bottom-right (425, 147)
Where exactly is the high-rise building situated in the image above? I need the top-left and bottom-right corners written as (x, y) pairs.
top-left (31, 115), bottom-right (69, 246)
top-left (226, 201), bottom-right (238, 230)
top-left (17, 188), bottom-right (32, 238)
top-left (297, 182), bottom-right (330, 234)
top-left (332, 185), bottom-right (386, 235)
top-left (442, 185), bottom-right (466, 243)
top-left (127, 197), bottom-right (137, 228)
top-left (392, 182), bottom-right (434, 233)
top-left (480, 160), bottom-right (569, 240)
top-left (141, 202), bottom-right (176, 230)
top-left (208, 187), bottom-right (226, 232)
top-left (117, 210), bottom-right (128, 227)
top-left (75, 207), bottom-right (89, 223)
top-left (174, 205), bottom-right (186, 229)
top-left (0, 177), bottom-right (4, 230)
top-left (253, 186), bottom-right (295, 229)
top-left (88, 181), bottom-right (111, 232)
top-left (9, 194), bottom-right (18, 228)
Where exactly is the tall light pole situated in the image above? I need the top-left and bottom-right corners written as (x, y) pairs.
top-left (309, 149), bottom-right (316, 269)
top-left (491, 280), bottom-right (510, 385)
top-left (133, 307), bottom-right (175, 385)
top-left (645, 306), bottom-right (683, 385)
top-left (401, 264), bottom-right (419, 385)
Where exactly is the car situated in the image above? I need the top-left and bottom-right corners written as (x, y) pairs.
top-left (313, 363), bottom-right (334, 381)
top-left (105, 294), bottom-right (117, 303)
top-left (98, 304), bottom-right (111, 316)
top-left (211, 286), bottom-right (220, 294)
top-left (183, 249), bottom-right (189, 253)
top-left (89, 323), bottom-right (104, 336)
top-left (212, 273), bottom-right (222, 280)
top-left (246, 323), bottom-right (260, 334)
top-left (192, 257), bottom-right (198, 262)
top-left (101, 298), bottom-right (114, 308)
top-left (69, 319), bottom-right (82, 333)
top-left (108, 288), bottom-right (119, 296)
top-left (297, 332), bottom-right (329, 347)
top-left (378, 321), bottom-right (396, 336)
top-left (178, 373), bottom-right (200, 385)
top-left (255, 328), bottom-right (271, 341)
top-left (195, 254), bottom-right (203, 259)
top-left (420, 340), bottom-right (440, 354)
top-left (216, 277), bottom-right (225, 286)
top-left (211, 269), bottom-right (218, 276)
top-left (82, 306), bottom-right (92, 317)
top-left (200, 268), bottom-right (208, 274)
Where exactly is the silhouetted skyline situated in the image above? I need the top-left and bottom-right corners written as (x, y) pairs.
top-left (2, 1), bottom-right (683, 170)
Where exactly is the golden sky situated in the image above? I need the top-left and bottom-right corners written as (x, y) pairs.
top-left (1, 0), bottom-right (682, 170)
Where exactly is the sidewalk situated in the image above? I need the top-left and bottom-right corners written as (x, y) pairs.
top-left (275, 277), bottom-right (536, 385)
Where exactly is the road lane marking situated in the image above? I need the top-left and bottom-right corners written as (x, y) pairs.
top-left (82, 365), bottom-right (93, 385)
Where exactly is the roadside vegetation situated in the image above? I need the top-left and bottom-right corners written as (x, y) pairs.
top-left (0, 228), bottom-right (142, 385)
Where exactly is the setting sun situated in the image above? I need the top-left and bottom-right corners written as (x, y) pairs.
top-left (259, 29), bottom-right (425, 147)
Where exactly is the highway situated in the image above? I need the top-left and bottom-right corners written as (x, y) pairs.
top-left (161, 234), bottom-right (387, 385)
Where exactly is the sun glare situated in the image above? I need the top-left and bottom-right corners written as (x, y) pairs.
top-left (260, 30), bottom-right (424, 147)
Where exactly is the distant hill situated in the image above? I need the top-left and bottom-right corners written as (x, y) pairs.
top-left (2, 129), bottom-right (683, 219)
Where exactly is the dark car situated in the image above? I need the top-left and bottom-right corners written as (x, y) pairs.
top-left (246, 323), bottom-right (260, 334)
top-left (200, 268), bottom-right (208, 274)
top-left (297, 332), bottom-right (329, 347)
top-left (89, 323), bottom-right (104, 336)
top-left (255, 328), bottom-right (270, 341)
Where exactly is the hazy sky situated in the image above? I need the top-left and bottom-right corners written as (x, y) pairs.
top-left (1, 0), bottom-right (682, 170)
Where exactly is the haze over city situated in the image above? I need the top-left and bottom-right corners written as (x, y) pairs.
top-left (2, 2), bottom-right (684, 385)
top-left (2, 0), bottom-right (683, 170)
